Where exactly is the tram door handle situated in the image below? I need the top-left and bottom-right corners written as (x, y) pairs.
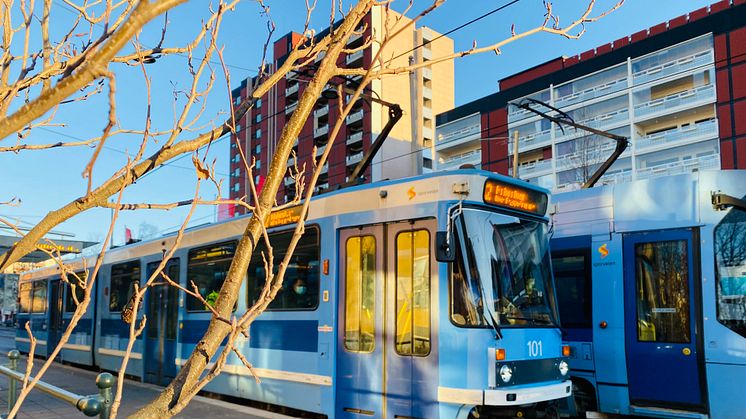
top-left (682, 347), bottom-right (692, 356)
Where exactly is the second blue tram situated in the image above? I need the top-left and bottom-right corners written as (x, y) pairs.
top-left (550, 170), bottom-right (746, 419)
top-left (17, 170), bottom-right (572, 418)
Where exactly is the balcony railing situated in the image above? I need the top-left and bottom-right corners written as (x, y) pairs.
top-left (423, 86), bottom-right (433, 99)
top-left (314, 104), bottom-right (329, 118)
top-left (422, 67), bottom-right (433, 80)
top-left (422, 126), bottom-right (434, 140)
top-left (509, 159), bottom-right (552, 177)
top-left (636, 153), bottom-right (720, 180)
top-left (554, 76), bottom-right (627, 108)
top-left (633, 50), bottom-right (714, 86)
top-left (285, 83), bottom-right (299, 97)
top-left (555, 108), bottom-right (629, 141)
top-left (422, 47), bottom-right (432, 61)
top-left (320, 163), bottom-right (328, 174)
top-left (422, 107), bottom-right (433, 120)
top-left (347, 131), bottom-right (363, 145)
top-left (637, 119), bottom-right (718, 151)
top-left (634, 84), bottom-right (716, 119)
top-left (314, 51), bottom-right (326, 63)
top-left (347, 31), bottom-right (363, 45)
top-left (315, 143), bottom-right (327, 155)
top-left (347, 151), bottom-right (364, 165)
top-left (286, 156), bottom-right (295, 167)
top-left (285, 102), bottom-right (298, 114)
top-left (598, 170), bottom-right (632, 185)
top-left (438, 149), bottom-right (481, 171)
top-left (314, 125), bottom-right (329, 138)
top-left (508, 128), bottom-right (552, 154)
top-left (346, 50), bottom-right (364, 65)
top-left (436, 122), bottom-right (481, 151)
top-left (346, 109), bottom-right (364, 125)
top-left (284, 177), bottom-right (295, 187)
top-left (554, 142), bottom-right (618, 170)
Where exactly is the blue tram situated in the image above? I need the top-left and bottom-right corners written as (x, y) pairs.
top-left (550, 170), bottom-right (746, 419)
top-left (17, 170), bottom-right (572, 418)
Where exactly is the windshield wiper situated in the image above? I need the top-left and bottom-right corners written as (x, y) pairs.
top-left (503, 315), bottom-right (554, 325)
top-left (483, 306), bottom-right (504, 340)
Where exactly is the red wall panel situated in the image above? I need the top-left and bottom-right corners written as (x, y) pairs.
top-left (720, 139), bottom-right (735, 169)
top-left (500, 58), bottom-right (564, 90)
top-left (716, 69), bottom-right (732, 103)
top-left (734, 100), bottom-right (746, 136)
top-left (737, 137), bottom-right (746, 169)
top-left (668, 15), bottom-right (688, 29)
top-left (688, 7), bottom-right (709, 22)
top-left (714, 34), bottom-right (729, 69)
top-left (731, 27), bottom-right (746, 65)
top-left (710, 0), bottom-right (730, 14)
top-left (649, 23), bottom-right (667, 36)
top-left (613, 36), bottom-right (629, 49)
top-left (630, 29), bottom-right (648, 43)
top-left (732, 63), bottom-right (746, 100)
top-left (718, 104), bottom-right (733, 138)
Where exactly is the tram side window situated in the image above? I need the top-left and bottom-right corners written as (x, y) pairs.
top-left (187, 242), bottom-right (236, 311)
top-left (19, 283), bottom-right (32, 313)
top-left (450, 238), bottom-right (486, 327)
top-left (714, 201), bottom-right (746, 338)
top-left (246, 227), bottom-right (320, 311)
top-left (634, 241), bottom-right (690, 343)
top-left (109, 261), bottom-right (141, 312)
top-left (65, 271), bottom-right (88, 312)
top-left (31, 281), bottom-right (48, 313)
top-left (395, 229), bottom-right (431, 356)
top-left (552, 250), bottom-right (592, 329)
top-left (344, 235), bottom-right (376, 352)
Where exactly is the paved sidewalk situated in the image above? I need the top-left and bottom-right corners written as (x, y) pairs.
top-left (0, 359), bottom-right (287, 418)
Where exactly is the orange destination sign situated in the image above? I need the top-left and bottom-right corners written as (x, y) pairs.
top-left (482, 179), bottom-right (548, 216)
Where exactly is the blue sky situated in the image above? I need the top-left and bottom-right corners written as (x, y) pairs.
top-left (0, 0), bottom-right (714, 247)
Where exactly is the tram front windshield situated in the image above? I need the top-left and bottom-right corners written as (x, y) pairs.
top-left (454, 208), bottom-right (558, 328)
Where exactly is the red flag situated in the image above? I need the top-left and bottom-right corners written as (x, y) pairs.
top-left (125, 226), bottom-right (132, 243)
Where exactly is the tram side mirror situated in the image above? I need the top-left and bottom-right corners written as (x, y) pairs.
top-left (436, 231), bottom-right (455, 262)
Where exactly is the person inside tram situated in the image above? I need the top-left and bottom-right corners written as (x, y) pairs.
top-left (289, 277), bottom-right (313, 308)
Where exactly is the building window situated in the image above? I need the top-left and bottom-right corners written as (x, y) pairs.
top-left (423, 158), bottom-right (432, 169)
top-left (344, 235), bottom-right (377, 352)
top-left (256, 98), bottom-right (262, 108)
top-left (233, 168), bottom-right (240, 178)
top-left (246, 226), bottom-right (320, 311)
top-left (109, 261), bottom-right (140, 312)
top-left (187, 242), bottom-right (236, 311)
top-left (255, 175), bottom-right (261, 185)
top-left (395, 229), bottom-right (430, 356)
top-left (255, 129), bottom-right (262, 139)
top-left (234, 95), bottom-right (241, 105)
top-left (233, 183), bottom-right (240, 192)
top-left (255, 144), bottom-right (261, 155)
top-left (236, 124), bottom-right (241, 133)
top-left (255, 160), bottom-right (261, 170)
top-left (255, 114), bottom-right (261, 124)
top-left (65, 271), bottom-right (87, 312)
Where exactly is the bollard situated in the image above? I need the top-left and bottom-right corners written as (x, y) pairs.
top-left (96, 373), bottom-right (114, 419)
top-left (7, 350), bottom-right (19, 416)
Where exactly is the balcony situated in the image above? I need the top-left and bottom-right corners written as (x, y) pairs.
top-left (422, 106), bottom-right (433, 120)
top-left (285, 102), bottom-right (298, 114)
top-left (554, 142), bottom-right (618, 171)
top-left (315, 50), bottom-right (326, 63)
top-left (636, 153), bottom-right (720, 180)
top-left (346, 109), bottom-right (364, 125)
top-left (347, 131), bottom-right (363, 146)
top-left (286, 156), bottom-right (295, 168)
top-left (634, 84), bottom-right (716, 120)
top-left (314, 182), bottom-right (329, 193)
top-left (633, 50), bottom-right (714, 86)
top-left (598, 170), bottom-right (632, 185)
top-left (422, 67), bottom-right (433, 80)
top-left (314, 125), bottom-right (329, 138)
top-left (284, 177), bottom-right (295, 187)
top-left (423, 126), bottom-right (434, 141)
top-left (509, 159), bottom-right (553, 177)
top-left (636, 119), bottom-right (718, 152)
top-left (438, 149), bottom-right (481, 171)
top-left (314, 104), bottom-right (329, 119)
top-left (423, 86), bottom-right (433, 99)
top-left (422, 47), bottom-right (432, 61)
top-left (554, 76), bottom-right (627, 109)
top-left (556, 108), bottom-right (629, 142)
top-left (285, 83), bottom-right (299, 97)
top-left (347, 31), bottom-right (363, 45)
top-left (436, 114), bottom-right (481, 151)
top-left (319, 162), bottom-right (328, 174)
top-left (508, 128), bottom-right (552, 154)
top-left (346, 49), bottom-right (364, 65)
top-left (315, 143), bottom-right (327, 156)
top-left (347, 151), bottom-right (364, 165)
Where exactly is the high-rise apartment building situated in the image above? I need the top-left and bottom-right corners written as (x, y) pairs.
top-left (228, 8), bottom-right (454, 214)
top-left (435, 0), bottom-right (746, 191)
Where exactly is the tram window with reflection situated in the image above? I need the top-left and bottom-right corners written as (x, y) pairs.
top-left (187, 242), bottom-right (235, 311)
top-left (449, 208), bottom-right (558, 328)
top-left (109, 261), bottom-right (140, 312)
top-left (395, 229), bottom-right (430, 356)
top-left (31, 280), bottom-right (47, 313)
top-left (19, 283), bottom-right (32, 313)
top-left (344, 235), bottom-right (376, 352)
top-left (714, 197), bottom-right (746, 338)
top-left (65, 271), bottom-right (87, 312)
top-left (552, 250), bottom-right (592, 329)
top-left (246, 227), bottom-right (320, 311)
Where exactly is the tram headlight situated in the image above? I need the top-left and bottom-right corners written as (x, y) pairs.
top-left (558, 360), bottom-right (569, 376)
top-left (499, 365), bottom-right (513, 383)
